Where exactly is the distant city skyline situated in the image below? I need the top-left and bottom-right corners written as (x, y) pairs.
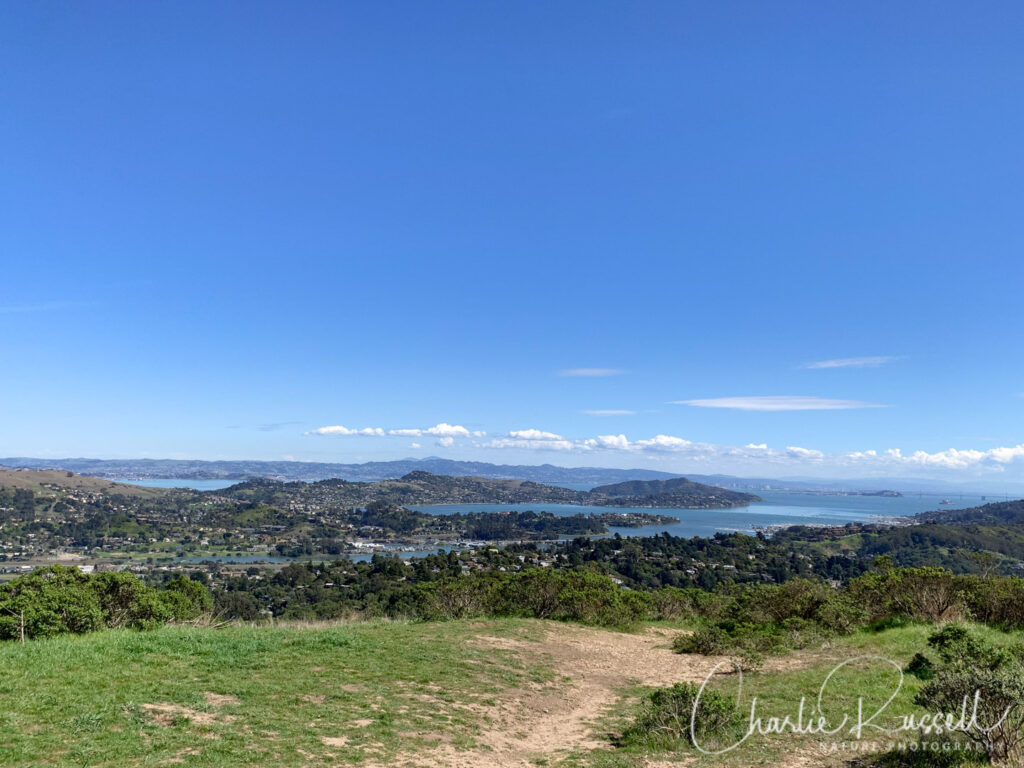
top-left (2, 2), bottom-right (1022, 482)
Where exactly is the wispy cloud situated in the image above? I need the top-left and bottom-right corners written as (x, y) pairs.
top-left (584, 409), bottom-right (636, 416)
top-left (256, 421), bottom-right (303, 432)
top-left (558, 368), bottom-right (624, 377)
top-left (674, 396), bottom-right (886, 411)
top-left (803, 356), bottom-right (895, 369)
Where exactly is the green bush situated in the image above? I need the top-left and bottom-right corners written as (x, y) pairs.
top-left (414, 570), bottom-right (651, 628)
top-left (672, 617), bottom-right (826, 665)
top-left (905, 652), bottom-right (935, 680)
top-left (416, 577), bottom-right (496, 620)
top-left (161, 576), bottom-right (215, 621)
top-left (848, 567), bottom-right (966, 623)
top-left (650, 586), bottom-right (728, 621)
top-left (0, 566), bottom-right (105, 640)
top-left (0, 566), bottom-right (213, 641)
top-left (673, 626), bottom-right (729, 655)
top-left (90, 571), bottom-right (172, 629)
top-left (959, 575), bottom-right (1024, 629)
top-left (214, 590), bottom-right (263, 621)
top-left (915, 625), bottom-right (1024, 763)
top-left (620, 682), bottom-right (742, 750)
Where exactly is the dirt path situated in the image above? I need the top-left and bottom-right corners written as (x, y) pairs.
top-left (366, 621), bottom-right (839, 768)
top-left (374, 622), bottom-right (741, 768)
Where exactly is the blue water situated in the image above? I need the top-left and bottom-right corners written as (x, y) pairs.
top-left (410, 490), bottom-right (994, 539)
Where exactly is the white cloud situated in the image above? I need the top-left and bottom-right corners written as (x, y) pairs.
top-left (480, 438), bottom-right (578, 451)
top-left (477, 426), bottom-right (1024, 478)
top-left (803, 356), bottom-right (895, 369)
top-left (308, 422), bottom-right (484, 439)
top-left (479, 428), bottom-right (576, 451)
top-left (305, 425), bottom-right (386, 436)
top-left (410, 442), bottom-right (422, 449)
top-left (845, 444), bottom-right (1024, 471)
top-left (508, 429), bottom-right (566, 441)
top-left (310, 419), bottom-right (1024, 478)
top-left (584, 409), bottom-right (636, 416)
top-left (581, 434), bottom-right (632, 451)
top-left (558, 368), bottom-right (624, 377)
top-left (989, 445), bottom-right (1024, 464)
top-left (675, 396), bottom-right (886, 411)
top-left (785, 446), bottom-right (825, 461)
top-left (632, 435), bottom-right (694, 452)
top-left (389, 423), bottom-right (485, 438)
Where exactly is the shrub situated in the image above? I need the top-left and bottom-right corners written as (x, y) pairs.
top-left (499, 569), bottom-right (564, 619)
top-left (960, 576), bottom-right (1024, 629)
top-left (0, 566), bottom-right (105, 640)
top-left (673, 626), bottom-right (729, 655)
top-left (848, 567), bottom-right (966, 623)
top-left (215, 590), bottom-right (263, 621)
top-left (416, 577), bottom-right (495, 619)
top-left (161, 576), bottom-right (214, 621)
top-left (90, 571), bottom-right (172, 629)
top-left (649, 587), bottom-right (696, 620)
top-left (915, 625), bottom-right (1024, 764)
top-left (0, 566), bottom-right (213, 641)
top-left (927, 624), bottom-right (1013, 671)
top-left (650, 586), bottom-right (728, 621)
top-left (620, 682), bottom-right (742, 750)
top-left (905, 652), bottom-right (935, 680)
top-left (672, 617), bottom-right (825, 664)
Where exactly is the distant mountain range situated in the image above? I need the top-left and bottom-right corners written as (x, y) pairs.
top-left (0, 456), bottom-right (680, 485)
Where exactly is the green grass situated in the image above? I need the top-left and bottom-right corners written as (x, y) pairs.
top-left (4, 618), bottom-right (1021, 768)
top-left (0, 619), bottom-right (550, 767)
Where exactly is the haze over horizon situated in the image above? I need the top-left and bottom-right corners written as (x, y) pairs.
top-left (2, 2), bottom-right (1022, 482)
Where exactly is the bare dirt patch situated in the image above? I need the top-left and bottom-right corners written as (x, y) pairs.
top-left (203, 692), bottom-right (241, 707)
top-left (143, 703), bottom-right (234, 727)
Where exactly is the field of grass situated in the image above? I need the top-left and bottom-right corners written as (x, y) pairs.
top-left (2, 618), bottom-right (1020, 768)
top-left (0, 619), bottom-right (550, 767)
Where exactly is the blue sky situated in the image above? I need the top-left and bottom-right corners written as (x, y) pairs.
top-left (2, 2), bottom-right (1023, 482)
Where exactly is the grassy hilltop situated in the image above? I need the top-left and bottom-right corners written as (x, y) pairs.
top-left (2, 616), bottom-right (1019, 768)
top-left (0, 468), bottom-right (163, 498)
